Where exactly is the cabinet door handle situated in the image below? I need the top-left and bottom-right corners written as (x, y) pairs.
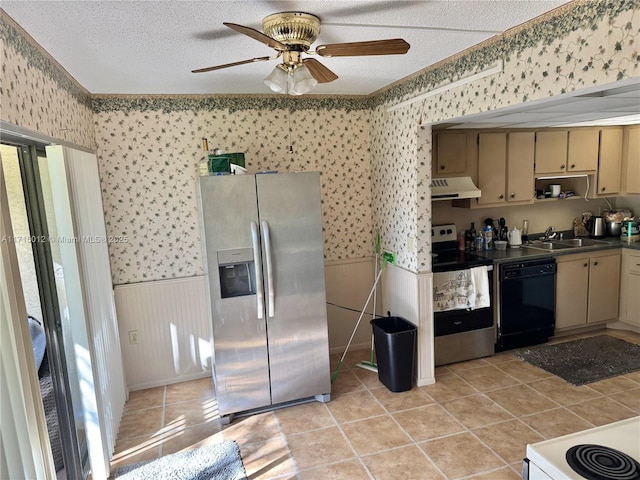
top-left (499, 194), bottom-right (504, 199)
top-left (510, 193), bottom-right (515, 198)
top-left (440, 165), bottom-right (445, 170)
top-left (601, 187), bottom-right (606, 192)
top-left (570, 164), bottom-right (576, 169)
top-left (561, 164), bottom-right (566, 169)
top-left (593, 261), bottom-right (598, 266)
top-left (584, 263), bottom-right (588, 267)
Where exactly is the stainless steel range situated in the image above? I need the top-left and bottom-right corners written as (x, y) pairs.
top-left (432, 224), bottom-right (495, 366)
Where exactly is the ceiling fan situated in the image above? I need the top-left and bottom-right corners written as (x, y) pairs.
top-left (192, 11), bottom-right (410, 95)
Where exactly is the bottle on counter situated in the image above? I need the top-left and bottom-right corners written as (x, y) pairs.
top-left (198, 137), bottom-right (210, 176)
top-left (458, 232), bottom-right (466, 251)
top-left (483, 225), bottom-right (494, 250)
top-left (522, 219), bottom-right (529, 243)
top-left (467, 222), bottom-right (477, 251)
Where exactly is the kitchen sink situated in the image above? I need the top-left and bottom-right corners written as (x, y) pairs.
top-left (524, 241), bottom-right (574, 251)
top-left (523, 237), bottom-right (611, 251)
top-left (552, 238), bottom-right (610, 247)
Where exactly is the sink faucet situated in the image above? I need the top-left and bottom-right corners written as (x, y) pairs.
top-left (543, 226), bottom-right (556, 240)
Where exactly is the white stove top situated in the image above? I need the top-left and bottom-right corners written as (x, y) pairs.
top-left (526, 416), bottom-right (640, 479)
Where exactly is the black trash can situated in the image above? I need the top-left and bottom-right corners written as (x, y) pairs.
top-left (370, 316), bottom-right (416, 392)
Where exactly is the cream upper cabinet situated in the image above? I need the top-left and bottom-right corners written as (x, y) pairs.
top-left (507, 132), bottom-right (535, 203)
top-left (619, 250), bottom-right (640, 326)
top-left (567, 128), bottom-right (599, 172)
top-left (555, 250), bottom-right (621, 330)
top-left (534, 129), bottom-right (599, 175)
top-left (535, 130), bottom-right (567, 174)
top-left (476, 131), bottom-right (534, 207)
top-left (440, 126), bottom-right (632, 210)
top-left (477, 133), bottom-right (507, 206)
top-left (595, 128), bottom-right (623, 196)
top-left (621, 125), bottom-right (640, 194)
top-left (434, 132), bottom-right (470, 175)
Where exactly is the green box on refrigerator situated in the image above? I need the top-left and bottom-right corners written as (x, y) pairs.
top-left (208, 153), bottom-right (246, 173)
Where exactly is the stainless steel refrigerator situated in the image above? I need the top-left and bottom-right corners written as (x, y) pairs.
top-left (199, 171), bottom-right (331, 417)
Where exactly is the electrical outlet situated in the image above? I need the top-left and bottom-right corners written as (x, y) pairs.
top-left (407, 236), bottom-right (415, 252)
top-left (128, 330), bottom-right (139, 345)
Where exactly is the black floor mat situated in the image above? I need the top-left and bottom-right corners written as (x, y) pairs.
top-left (512, 335), bottom-right (640, 386)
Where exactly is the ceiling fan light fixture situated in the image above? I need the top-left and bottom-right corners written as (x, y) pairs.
top-left (264, 63), bottom-right (317, 95)
top-left (262, 12), bottom-right (320, 49)
top-left (194, 11), bottom-right (410, 93)
top-left (264, 64), bottom-right (289, 93)
top-left (290, 64), bottom-right (318, 95)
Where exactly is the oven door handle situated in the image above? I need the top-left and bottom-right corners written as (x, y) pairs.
top-left (432, 264), bottom-right (494, 273)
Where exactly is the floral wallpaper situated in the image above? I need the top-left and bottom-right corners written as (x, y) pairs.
top-left (94, 106), bottom-right (372, 284)
top-left (370, 0), bottom-right (640, 272)
top-left (0, 12), bottom-right (94, 149)
top-left (2, 0), bottom-right (639, 282)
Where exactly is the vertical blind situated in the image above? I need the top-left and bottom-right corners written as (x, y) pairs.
top-left (45, 145), bottom-right (127, 479)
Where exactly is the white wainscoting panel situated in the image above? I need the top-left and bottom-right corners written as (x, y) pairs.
top-left (114, 276), bottom-right (212, 391)
top-left (115, 259), bottom-right (375, 389)
top-left (382, 264), bottom-right (435, 386)
top-left (325, 257), bottom-right (378, 355)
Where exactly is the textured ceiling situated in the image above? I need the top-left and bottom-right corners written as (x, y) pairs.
top-left (2, 0), bottom-right (570, 96)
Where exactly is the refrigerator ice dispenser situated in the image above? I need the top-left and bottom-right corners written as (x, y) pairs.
top-left (217, 248), bottom-right (256, 298)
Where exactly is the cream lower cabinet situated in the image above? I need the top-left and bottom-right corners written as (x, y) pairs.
top-left (556, 250), bottom-right (621, 330)
top-left (619, 249), bottom-right (640, 327)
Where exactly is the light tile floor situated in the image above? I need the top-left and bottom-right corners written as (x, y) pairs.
top-left (109, 329), bottom-right (640, 479)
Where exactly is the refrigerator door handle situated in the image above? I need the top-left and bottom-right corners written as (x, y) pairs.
top-left (261, 220), bottom-right (275, 318)
top-left (251, 221), bottom-right (265, 319)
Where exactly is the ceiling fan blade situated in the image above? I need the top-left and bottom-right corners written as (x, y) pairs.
top-left (192, 56), bottom-right (272, 73)
top-left (303, 58), bottom-right (338, 83)
top-left (223, 22), bottom-right (288, 51)
top-left (316, 39), bottom-right (410, 57)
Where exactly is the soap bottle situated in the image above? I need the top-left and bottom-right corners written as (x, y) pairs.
top-left (475, 233), bottom-right (484, 251)
top-left (483, 225), bottom-right (493, 250)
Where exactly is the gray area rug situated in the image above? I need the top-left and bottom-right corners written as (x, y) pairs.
top-left (114, 441), bottom-right (247, 480)
top-left (513, 335), bottom-right (640, 386)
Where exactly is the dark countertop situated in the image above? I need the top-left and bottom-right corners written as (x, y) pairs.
top-left (475, 237), bottom-right (640, 265)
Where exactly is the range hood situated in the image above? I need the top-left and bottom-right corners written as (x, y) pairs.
top-left (430, 177), bottom-right (482, 201)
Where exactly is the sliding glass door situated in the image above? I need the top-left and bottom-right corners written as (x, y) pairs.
top-left (1, 143), bottom-right (89, 479)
